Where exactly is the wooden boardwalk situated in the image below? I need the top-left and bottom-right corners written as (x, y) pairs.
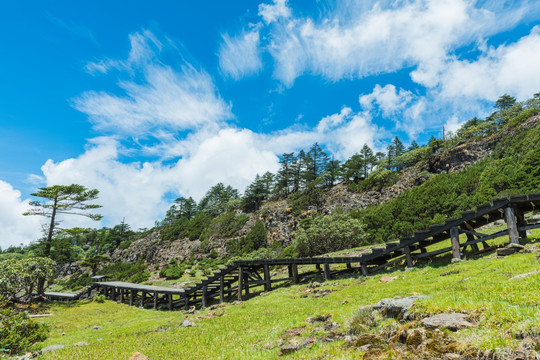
top-left (47, 194), bottom-right (540, 310)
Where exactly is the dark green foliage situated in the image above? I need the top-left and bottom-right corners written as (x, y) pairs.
top-left (56, 272), bottom-right (91, 291)
top-left (200, 212), bottom-right (248, 241)
top-left (0, 305), bottom-right (49, 355)
top-left (294, 212), bottom-right (367, 257)
top-left (198, 183), bottom-right (240, 216)
top-left (98, 259), bottom-right (149, 283)
top-left (355, 122), bottom-right (540, 243)
top-left (227, 220), bottom-right (267, 256)
top-left (348, 169), bottom-right (400, 192)
top-left (159, 263), bottom-right (187, 280)
top-left (79, 255), bottom-right (110, 276)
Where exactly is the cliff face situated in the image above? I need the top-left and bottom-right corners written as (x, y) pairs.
top-left (110, 115), bottom-right (539, 267)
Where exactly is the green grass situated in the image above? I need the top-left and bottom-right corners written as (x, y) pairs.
top-left (35, 239), bottom-right (540, 359)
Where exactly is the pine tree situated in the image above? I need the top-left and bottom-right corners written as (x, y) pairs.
top-left (274, 152), bottom-right (295, 197)
top-left (305, 143), bottom-right (328, 183)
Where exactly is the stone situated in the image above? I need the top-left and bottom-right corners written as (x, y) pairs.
top-left (509, 270), bottom-right (540, 281)
top-left (73, 342), bottom-right (90, 347)
top-left (497, 247), bottom-right (517, 256)
top-left (371, 295), bottom-right (429, 319)
top-left (40, 345), bottom-right (66, 354)
top-left (92, 325), bottom-right (103, 330)
top-left (278, 344), bottom-right (299, 356)
top-left (128, 352), bottom-right (149, 360)
top-left (181, 319), bottom-right (196, 327)
top-left (421, 313), bottom-right (473, 331)
top-left (379, 276), bottom-right (398, 283)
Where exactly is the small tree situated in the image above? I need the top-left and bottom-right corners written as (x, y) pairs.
top-left (80, 255), bottom-right (110, 276)
top-left (23, 184), bottom-right (102, 295)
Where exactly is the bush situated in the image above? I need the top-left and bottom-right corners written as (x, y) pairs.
top-left (159, 263), bottom-right (187, 280)
top-left (0, 305), bottom-right (49, 354)
top-left (294, 213), bottom-right (367, 257)
top-left (98, 259), bottom-right (149, 283)
top-left (93, 294), bottom-right (106, 303)
top-left (226, 221), bottom-right (267, 256)
top-left (0, 257), bottom-right (56, 303)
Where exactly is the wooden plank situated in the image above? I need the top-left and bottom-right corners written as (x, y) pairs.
top-left (129, 290), bottom-right (134, 306)
top-left (153, 291), bottom-right (158, 310)
top-left (360, 262), bottom-right (368, 276)
top-left (120, 288), bottom-right (124, 302)
top-left (450, 227), bottom-right (461, 260)
top-left (168, 294), bottom-right (173, 311)
top-left (140, 291), bottom-right (145, 308)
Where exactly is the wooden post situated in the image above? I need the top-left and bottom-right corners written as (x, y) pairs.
top-left (323, 263), bottom-right (332, 280)
top-left (450, 227), bottom-right (461, 260)
top-left (112, 288), bottom-right (116, 301)
top-left (168, 294), bottom-right (173, 311)
top-left (516, 210), bottom-right (527, 239)
top-left (184, 294), bottom-right (189, 311)
top-left (360, 262), bottom-right (368, 276)
top-left (129, 290), bottom-right (134, 306)
top-left (291, 264), bottom-right (299, 284)
top-left (140, 291), bottom-right (145, 308)
top-left (316, 264), bottom-right (321, 271)
top-left (219, 275), bottom-right (225, 303)
top-left (120, 288), bottom-right (124, 302)
top-left (263, 264), bottom-right (272, 292)
top-left (505, 206), bottom-right (520, 244)
top-left (244, 274), bottom-right (250, 296)
top-left (237, 267), bottom-right (243, 301)
top-left (404, 246), bottom-right (413, 268)
top-left (153, 291), bottom-right (158, 310)
top-left (202, 286), bottom-right (208, 308)
top-left (288, 265), bottom-right (293, 278)
top-left (346, 263), bottom-right (351, 269)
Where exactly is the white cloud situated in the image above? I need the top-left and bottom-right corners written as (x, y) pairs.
top-left (219, 29), bottom-right (263, 79)
top-left (438, 26), bottom-right (540, 101)
top-left (359, 84), bottom-right (413, 117)
top-left (258, 0), bottom-right (291, 24)
top-left (0, 180), bottom-right (42, 248)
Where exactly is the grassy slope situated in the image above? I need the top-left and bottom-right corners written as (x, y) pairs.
top-left (36, 233), bottom-right (540, 359)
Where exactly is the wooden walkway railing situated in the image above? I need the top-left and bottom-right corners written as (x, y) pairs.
top-left (46, 193), bottom-right (540, 310)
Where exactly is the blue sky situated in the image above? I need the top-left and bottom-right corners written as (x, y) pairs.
top-left (1, 0), bottom-right (540, 247)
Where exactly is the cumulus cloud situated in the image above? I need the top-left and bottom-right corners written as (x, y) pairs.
top-left (0, 180), bottom-right (42, 248)
top-left (359, 84), bottom-right (414, 117)
top-left (218, 29), bottom-right (263, 79)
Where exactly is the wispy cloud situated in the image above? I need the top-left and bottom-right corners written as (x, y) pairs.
top-left (46, 12), bottom-right (99, 46)
top-left (218, 28), bottom-right (263, 79)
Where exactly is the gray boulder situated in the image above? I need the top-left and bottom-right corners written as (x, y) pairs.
top-left (371, 295), bottom-right (429, 319)
top-left (421, 313), bottom-right (473, 331)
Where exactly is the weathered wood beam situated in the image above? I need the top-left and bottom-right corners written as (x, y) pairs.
top-left (404, 245), bottom-right (413, 268)
top-left (202, 286), bottom-right (208, 308)
top-left (237, 266), bottom-right (243, 301)
top-left (129, 290), bottom-right (134, 306)
top-left (450, 226), bottom-right (461, 260)
top-left (263, 264), bottom-right (271, 292)
top-left (140, 291), bottom-right (146, 308)
top-left (323, 263), bottom-right (332, 280)
top-left (219, 275), bottom-right (225, 304)
top-left (504, 206), bottom-right (520, 244)
top-left (360, 262), bottom-right (368, 276)
top-left (168, 294), bottom-right (173, 311)
top-left (120, 288), bottom-right (124, 303)
top-left (291, 264), bottom-right (299, 284)
top-left (153, 291), bottom-right (158, 310)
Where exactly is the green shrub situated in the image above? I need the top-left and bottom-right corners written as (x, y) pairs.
top-left (226, 220), bottom-right (267, 256)
top-left (93, 294), bottom-right (106, 303)
top-left (0, 257), bottom-right (56, 303)
top-left (159, 263), bottom-right (187, 280)
top-left (98, 259), bottom-right (149, 283)
top-left (0, 306), bottom-right (49, 354)
top-left (56, 272), bottom-right (91, 291)
top-left (294, 213), bottom-right (367, 257)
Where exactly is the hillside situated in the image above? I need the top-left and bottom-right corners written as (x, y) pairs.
top-left (107, 111), bottom-right (539, 273)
